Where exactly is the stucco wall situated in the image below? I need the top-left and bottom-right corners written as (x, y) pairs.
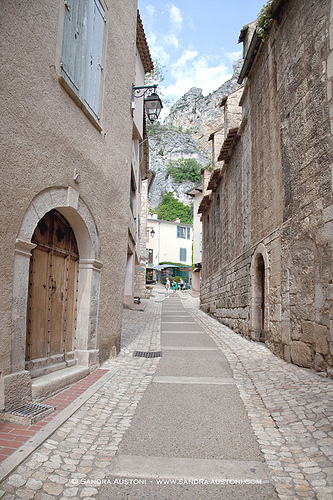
top-left (192, 193), bottom-right (203, 265)
top-left (0, 0), bottom-right (138, 388)
top-left (159, 222), bottom-right (193, 266)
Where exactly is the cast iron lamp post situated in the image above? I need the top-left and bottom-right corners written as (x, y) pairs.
top-left (131, 84), bottom-right (163, 122)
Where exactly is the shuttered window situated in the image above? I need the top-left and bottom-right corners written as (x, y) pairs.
top-left (177, 226), bottom-right (191, 239)
top-left (61, 0), bottom-right (104, 121)
top-left (177, 226), bottom-right (186, 239)
top-left (180, 248), bottom-right (187, 262)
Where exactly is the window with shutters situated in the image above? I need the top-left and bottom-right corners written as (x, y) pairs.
top-left (177, 226), bottom-right (186, 239)
top-left (61, 0), bottom-right (105, 124)
top-left (179, 248), bottom-right (187, 262)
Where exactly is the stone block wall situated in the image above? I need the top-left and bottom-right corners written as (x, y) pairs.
top-left (201, 251), bottom-right (252, 335)
top-left (201, 0), bottom-right (333, 378)
top-left (275, 0), bottom-right (333, 376)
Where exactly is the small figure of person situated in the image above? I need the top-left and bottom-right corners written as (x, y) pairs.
top-left (179, 278), bottom-right (184, 291)
top-left (165, 278), bottom-right (170, 298)
top-left (172, 280), bottom-right (177, 296)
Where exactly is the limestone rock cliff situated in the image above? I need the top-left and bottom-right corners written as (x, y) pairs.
top-left (148, 60), bottom-right (242, 210)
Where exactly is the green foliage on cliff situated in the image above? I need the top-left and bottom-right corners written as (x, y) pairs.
top-left (147, 121), bottom-right (165, 140)
top-left (157, 192), bottom-right (193, 224)
top-left (165, 158), bottom-right (202, 183)
top-left (147, 122), bottom-right (192, 141)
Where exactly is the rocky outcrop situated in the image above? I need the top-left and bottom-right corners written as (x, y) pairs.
top-left (164, 60), bottom-right (243, 156)
top-left (148, 60), bottom-right (242, 210)
top-left (148, 128), bottom-right (209, 209)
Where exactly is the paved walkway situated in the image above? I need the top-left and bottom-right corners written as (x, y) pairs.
top-left (0, 286), bottom-right (332, 499)
top-left (0, 370), bottom-right (108, 463)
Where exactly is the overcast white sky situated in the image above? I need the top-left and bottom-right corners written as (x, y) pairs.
top-left (138, 0), bottom-right (266, 115)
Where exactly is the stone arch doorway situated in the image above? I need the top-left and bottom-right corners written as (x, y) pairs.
top-left (250, 243), bottom-right (270, 342)
top-left (6, 187), bottom-right (103, 410)
top-left (255, 253), bottom-right (265, 337)
top-left (26, 210), bottom-right (79, 376)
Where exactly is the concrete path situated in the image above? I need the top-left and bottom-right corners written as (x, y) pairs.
top-left (0, 286), bottom-right (332, 499)
top-left (101, 295), bottom-right (277, 499)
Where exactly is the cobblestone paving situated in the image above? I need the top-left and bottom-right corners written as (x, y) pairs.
top-left (0, 299), bottom-right (162, 499)
top-left (1, 288), bottom-right (332, 500)
top-left (119, 293), bottom-right (163, 356)
top-left (182, 293), bottom-right (333, 500)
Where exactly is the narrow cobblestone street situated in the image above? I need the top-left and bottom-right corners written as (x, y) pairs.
top-left (0, 286), bottom-right (333, 500)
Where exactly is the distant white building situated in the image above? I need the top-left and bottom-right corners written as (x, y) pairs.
top-left (146, 216), bottom-right (193, 268)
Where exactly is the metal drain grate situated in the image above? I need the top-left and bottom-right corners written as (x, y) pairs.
top-left (133, 351), bottom-right (162, 358)
top-left (9, 402), bottom-right (54, 418)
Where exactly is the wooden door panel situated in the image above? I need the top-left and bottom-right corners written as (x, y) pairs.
top-left (49, 251), bottom-right (66, 356)
top-left (26, 210), bottom-right (79, 367)
top-left (52, 216), bottom-right (70, 252)
top-left (65, 256), bottom-right (79, 352)
top-left (27, 248), bottom-right (50, 360)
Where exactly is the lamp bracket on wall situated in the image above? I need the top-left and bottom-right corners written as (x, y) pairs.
top-left (131, 84), bottom-right (163, 122)
top-left (131, 84), bottom-right (157, 99)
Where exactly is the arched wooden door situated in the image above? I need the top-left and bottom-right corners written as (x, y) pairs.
top-left (253, 253), bottom-right (266, 342)
top-left (26, 210), bottom-right (79, 372)
top-left (257, 254), bottom-right (265, 333)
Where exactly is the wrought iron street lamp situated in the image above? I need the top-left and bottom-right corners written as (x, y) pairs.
top-left (131, 84), bottom-right (163, 122)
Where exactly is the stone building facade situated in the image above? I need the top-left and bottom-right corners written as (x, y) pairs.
top-left (200, 0), bottom-right (333, 377)
top-left (124, 15), bottom-right (154, 307)
top-left (146, 216), bottom-right (193, 269)
top-left (0, 0), bottom-right (152, 411)
top-left (187, 185), bottom-right (203, 293)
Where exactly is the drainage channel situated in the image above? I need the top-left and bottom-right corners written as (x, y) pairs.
top-left (133, 351), bottom-right (162, 358)
top-left (5, 402), bottom-right (55, 425)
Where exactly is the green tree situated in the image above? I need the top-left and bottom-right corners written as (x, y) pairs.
top-left (144, 59), bottom-right (173, 109)
top-left (145, 59), bottom-right (165, 85)
top-left (157, 192), bottom-right (193, 224)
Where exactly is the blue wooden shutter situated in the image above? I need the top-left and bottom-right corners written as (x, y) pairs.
top-left (84, 0), bottom-right (104, 118)
top-left (61, 0), bottom-right (86, 93)
top-left (177, 226), bottom-right (181, 238)
top-left (180, 248), bottom-right (187, 262)
top-left (187, 227), bottom-right (190, 239)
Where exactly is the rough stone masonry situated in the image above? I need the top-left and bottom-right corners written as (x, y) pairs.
top-left (200, 0), bottom-right (333, 378)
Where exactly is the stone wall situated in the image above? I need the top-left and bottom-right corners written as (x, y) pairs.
top-left (275, 0), bottom-right (333, 375)
top-left (201, 0), bottom-right (333, 377)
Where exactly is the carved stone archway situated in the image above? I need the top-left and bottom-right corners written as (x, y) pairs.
top-left (250, 243), bottom-right (270, 342)
top-left (5, 187), bottom-right (102, 410)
